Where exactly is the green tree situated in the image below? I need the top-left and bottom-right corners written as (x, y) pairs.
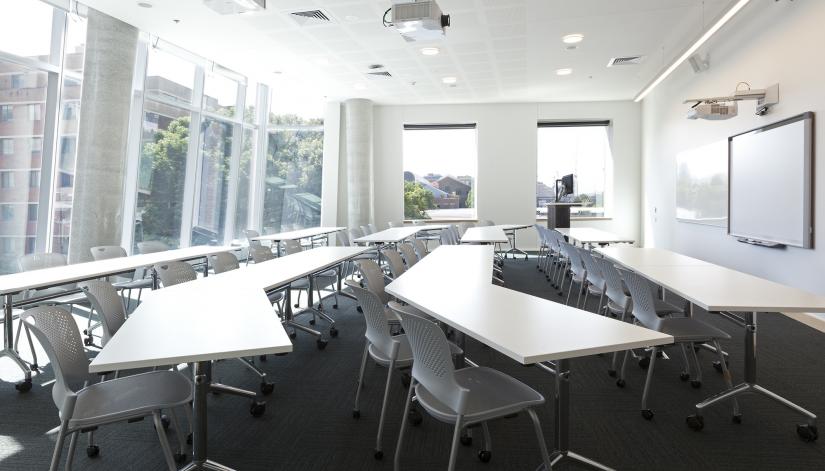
top-left (404, 181), bottom-right (434, 219)
top-left (465, 187), bottom-right (474, 208)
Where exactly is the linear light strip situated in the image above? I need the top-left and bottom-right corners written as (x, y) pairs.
top-left (634, 0), bottom-right (751, 102)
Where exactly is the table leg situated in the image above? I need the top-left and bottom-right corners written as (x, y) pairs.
top-left (3, 293), bottom-right (32, 392)
top-left (688, 312), bottom-right (817, 439)
top-left (181, 361), bottom-right (236, 471)
top-left (151, 268), bottom-right (160, 290)
top-left (202, 257), bottom-right (209, 277)
top-left (504, 230), bottom-right (529, 260)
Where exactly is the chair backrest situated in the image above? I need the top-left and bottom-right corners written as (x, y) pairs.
top-left (80, 280), bottom-right (126, 346)
top-left (534, 225), bottom-right (548, 247)
top-left (211, 252), bottom-right (240, 274)
top-left (394, 308), bottom-right (469, 415)
top-left (137, 240), bottom-right (169, 254)
top-left (439, 230), bottom-right (453, 246)
top-left (412, 239), bottom-right (428, 258)
top-left (382, 249), bottom-right (406, 278)
top-left (387, 221), bottom-right (401, 228)
top-left (283, 239), bottom-right (302, 255)
top-left (349, 227), bottom-right (364, 242)
top-left (368, 223), bottom-right (377, 233)
top-left (578, 248), bottom-right (605, 289)
top-left (337, 231), bottom-right (351, 247)
top-left (249, 244), bottom-right (275, 263)
top-left (477, 220), bottom-right (494, 227)
top-left (348, 283), bottom-right (398, 358)
top-left (561, 242), bottom-right (585, 279)
top-left (21, 306), bottom-right (94, 412)
top-left (360, 225), bottom-right (372, 235)
top-left (398, 243), bottom-right (419, 268)
top-left (155, 261), bottom-right (197, 287)
top-left (355, 259), bottom-right (389, 304)
top-left (620, 269), bottom-right (662, 330)
top-left (18, 252), bottom-right (67, 271)
top-left (596, 257), bottom-right (630, 312)
top-left (244, 229), bottom-right (261, 247)
top-left (449, 225), bottom-right (461, 244)
top-left (89, 245), bottom-right (127, 261)
top-left (457, 222), bottom-right (472, 236)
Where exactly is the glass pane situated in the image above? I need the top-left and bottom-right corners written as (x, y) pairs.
top-left (0, 61), bottom-right (47, 274)
top-left (402, 128), bottom-right (477, 220)
top-left (536, 126), bottom-right (609, 218)
top-left (51, 17), bottom-right (87, 257)
top-left (263, 117), bottom-right (323, 233)
top-left (244, 84), bottom-right (257, 124)
top-left (234, 127), bottom-right (255, 239)
top-left (203, 72), bottom-right (238, 119)
top-left (134, 101), bottom-right (192, 251)
top-left (192, 118), bottom-right (233, 245)
top-left (0, 0), bottom-right (55, 62)
top-left (145, 47), bottom-right (196, 105)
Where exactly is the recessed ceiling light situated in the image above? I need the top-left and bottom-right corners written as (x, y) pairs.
top-left (421, 47), bottom-right (440, 56)
top-left (354, 83), bottom-right (367, 90)
top-left (556, 68), bottom-right (573, 76)
top-left (562, 33), bottom-right (584, 44)
top-left (137, 1), bottom-right (153, 8)
top-left (442, 76), bottom-right (457, 84)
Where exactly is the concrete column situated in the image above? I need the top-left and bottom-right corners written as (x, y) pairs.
top-left (68, 9), bottom-right (138, 263)
top-left (343, 98), bottom-right (373, 228)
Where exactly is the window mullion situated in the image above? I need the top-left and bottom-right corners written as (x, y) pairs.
top-left (179, 67), bottom-right (205, 247)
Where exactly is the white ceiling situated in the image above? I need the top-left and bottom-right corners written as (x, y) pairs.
top-left (80, 0), bottom-right (734, 105)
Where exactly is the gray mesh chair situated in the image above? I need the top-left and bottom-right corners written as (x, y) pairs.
top-left (355, 260), bottom-right (400, 325)
top-left (578, 248), bottom-right (606, 313)
top-left (619, 269), bottom-right (739, 421)
top-left (559, 242), bottom-right (587, 307)
top-left (89, 245), bottom-right (153, 313)
top-left (244, 229), bottom-right (261, 247)
top-left (411, 220), bottom-right (439, 247)
top-left (283, 239), bottom-right (338, 314)
top-left (361, 225), bottom-right (373, 235)
top-left (412, 239), bottom-right (429, 259)
top-left (137, 240), bottom-right (169, 254)
top-left (368, 223), bottom-right (377, 234)
top-left (393, 310), bottom-right (551, 470)
top-left (398, 243), bottom-right (419, 269)
top-left (349, 227), bottom-right (365, 243)
top-left (248, 244), bottom-right (275, 264)
top-left (387, 221), bottom-right (402, 228)
top-left (210, 251), bottom-right (240, 274)
top-left (381, 249), bottom-right (406, 279)
top-left (80, 281), bottom-right (127, 349)
top-left (154, 262), bottom-right (197, 287)
top-left (21, 306), bottom-right (191, 471)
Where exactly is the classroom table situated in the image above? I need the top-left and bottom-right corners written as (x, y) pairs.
top-left (353, 227), bottom-right (421, 245)
top-left (386, 245), bottom-right (671, 470)
top-left (0, 245), bottom-right (237, 392)
top-left (496, 223), bottom-right (533, 260)
top-left (460, 226), bottom-right (508, 244)
top-left (595, 246), bottom-right (825, 438)
top-left (555, 227), bottom-right (635, 247)
top-left (251, 227), bottom-right (345, 255)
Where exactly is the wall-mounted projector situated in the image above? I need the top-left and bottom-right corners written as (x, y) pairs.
top-left (391, 1), bottom-right (450, 42)
top-left (687, 101), bottom-right (738, 120)
top-left (684, 83), bottom-right (779, 120)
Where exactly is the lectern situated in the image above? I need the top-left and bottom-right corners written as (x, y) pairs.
top-left (546, 203), bottom-right (581, 229)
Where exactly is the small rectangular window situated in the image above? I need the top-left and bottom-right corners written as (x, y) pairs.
top-left (28, 104), bottom-right (41, 121)
top-left (0, 172), bottom-right (13, 189)
top-left (1, 139), bottom-right (14, 155)
top-left (1, 205), bottom-right (14, 221)
top-left (29, 171), bottom-right (40, 188)
top-left (27, 204), bottom-right (37, 222)
top-left (0, 105), bottom-right (12, 121)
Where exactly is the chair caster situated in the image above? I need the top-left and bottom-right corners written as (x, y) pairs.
top-left (401, 372), bottom-right (411, 388)
top-left (352, 409), bottom-right (360, 419)
top-left (161, 415), bottom-right (171, 430)
top-left (175, 453), bottom-right (187, 464)
top-left (333, 304), bottom-right (339, 309)
top-left (86, 445), bottom-right (100, 458)
top-left (638, 357), bottom-right (650, 369)
top-left (15, 380), bottom-right (32, 393)
top-left (289, 331), bottom-right (297, 340)
top-left (259, 355), bottom-right (267, 362)
top-left (797, 424), bottom-right (818, 442)
top-left (309, 319), bottom-right (316, 325)
top-left (84, 337), bottom-right (94, 346)
top-left (250, 401), bottom-right (266, 417)
top-left (690, 380), bottom-right (702, 389)
top-left (732, 414), bottom-right (742, 424)
top-left (260, 382), bottom-right (274, 395)
top-left (357, 306), bottom-right (363, 313)
top-left (686, 414), bottom-right (704, 431)
top-left (408, 408), bottom-right (422, 426)
top-left (478, 450), bottom-right (492, 463)
top-left (374, 449), bottom-right (384, 460)
top-left (316, 339), bottom-right (328, 350)
top-left (30, 363), bottom-right (38, 370)
top-left (712, 360), bottom-right (729, 373)
top-left (293, 304), bottom-right (300, 308)
top-left (641, 409), bottom-right (654, 421)
top-left (616, 379), bottom-right (626, 388)
top-left (680, 372), bottom-right (690, 381)
top-left (187, 433), bottom-right (193, 445)
top-left (460, 435), bottom-right (472, 446)
top-left (607, 369), bottom-right (617, 377)
top-left (329, 327), bottom-right (339, 338)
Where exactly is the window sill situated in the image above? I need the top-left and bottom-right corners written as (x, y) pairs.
top-left (535, 217), bottom-right (613, 222)
top-left (403, 219), bottom-right (478, 224)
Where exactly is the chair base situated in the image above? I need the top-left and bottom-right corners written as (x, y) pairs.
top-left (539, 450), bottom-right (614, 471)
top-left (181, 459), bottom-right (237, 470)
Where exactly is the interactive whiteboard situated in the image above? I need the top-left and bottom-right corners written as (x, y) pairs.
top-left (728, 112), bottom-right (814, 248)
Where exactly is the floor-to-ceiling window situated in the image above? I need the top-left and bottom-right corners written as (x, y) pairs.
top-left (0, 0), bottom-right (86, 274)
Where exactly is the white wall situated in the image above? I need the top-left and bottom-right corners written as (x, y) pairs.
top-left (372, 101), bottom-right (641, 249)
top-left (641, 0), bottom-right (825, 294)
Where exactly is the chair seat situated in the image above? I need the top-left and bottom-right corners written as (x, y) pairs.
top-left (657, 317), bottom-right (730, 343)
top-left (414, 366), bottom-right (544, 425)
top-left (654, 298), bottom-right (684, 315)
top-left (113, 278), bottom-right (153, 290)
top-left (384, 306), bottom-right (401, 324)
top-left (68, 370), bottom-right (192, 430)
top-left (369, 336), bottom-right (414, 367)
top-left (23, 291), bottom-right (88, 307)
top-left (291, 279), bottom-right (310, 290)
top-left (268, 290), bottom-right (284, 303)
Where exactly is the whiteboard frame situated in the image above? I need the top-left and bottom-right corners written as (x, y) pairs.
top-left (727, 112), bottom-right (815, 248)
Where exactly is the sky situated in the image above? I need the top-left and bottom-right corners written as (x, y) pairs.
top-left (403, 128), bottom-right (477, 179)
top-left (537, 126), bottom-right (610, 196)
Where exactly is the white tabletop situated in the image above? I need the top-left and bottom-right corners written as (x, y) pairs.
top-left (354, 227), bottom-right (421, 244)
top-left (596, 246), bottom-right (711, 269)
top-left (555, 228), bottom-right (634, 245)
top-left (251, 226), bottom-right (345, 242)
top-left (496, 224), bottom-right (533, 231)
top-left (0, 245), bottom-right (236, 295)
top-left (415, 224), bottom-right (450, 231)
top-left (386, 245), bottom-right (672, 364)
top-left (461, 226), bottom-right (508, 244)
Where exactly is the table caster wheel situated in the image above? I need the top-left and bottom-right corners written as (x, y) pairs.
top-left (638, 357), bottom-right (650, 369)
top-left (250, 401), bottom-right (266, 418)
top-left (616, 379), bottom-right (626, 388)
top-left (352, 409), bottom-right (360, 419)
top-left (641, 409), bottom-right (654, 421)
top-left (15, 380), bottom-right (32, 393)
top-left (259, 355), bottom-right (267, 362)
top-left (460, 435), bottom-right (472, 446)
top-left (686, 414), bottom-right (704, 431)
top-left (401, 372), bottom-right (411, 388)
top-left (680, 372), bottom-right (690, 381)
top-left (161, 415), bottom-right (170, 430)
top-left (30, 363), bottom-right (38, 370)
top-left (607, 369), bottom-right (617, 377)
top-left (374, 449), bottom-right (383, 460)
top-left (86, 445), bottom-right (100, 458)
top-left (797, 424), bottom-right (818, 442)
top-left (175, 453), bottom-right (187, 464)
top-left (316, 339), bottom-right (328, 350)
top-left (478, 450), bottom-right (492, 463)
top-left (732, 414), bottom-right (742, 424)
top-left (261, 382), bottom-right (274, 395)
top-left (690, 380), bottom-right (702, 389)
top-left (289, 331), bottom-right (297, 340)
top-left (329, 327), bottom-right (339, 338)
top-left (357, 306), bottom-right (363, 313)
top-left (409, 408), bottom-right (422, 426)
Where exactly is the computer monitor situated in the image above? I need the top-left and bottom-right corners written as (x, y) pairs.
top-left (555, 174), bottom-right (576, 201)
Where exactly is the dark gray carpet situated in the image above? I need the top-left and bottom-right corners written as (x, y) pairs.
top-left (2, 257), bottom-right (825, 470)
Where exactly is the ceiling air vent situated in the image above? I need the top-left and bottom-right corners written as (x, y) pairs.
top-left (366, 70), bottom-right (392, 78)
top-left (607, 55), bottom-right (644, 67)
top-left (289, 9), bottom-right (331, 26)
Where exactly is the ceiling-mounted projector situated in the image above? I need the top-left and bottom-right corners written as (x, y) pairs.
top-left (391, 1), bottom-right (450, 42)
top-left (686, 101), bottom-right (738, 120)
top-left (684, 83), bottom-right (779, 120)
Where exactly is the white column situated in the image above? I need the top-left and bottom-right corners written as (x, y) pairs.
top-left (344, 98), bottom-right (373, 228)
